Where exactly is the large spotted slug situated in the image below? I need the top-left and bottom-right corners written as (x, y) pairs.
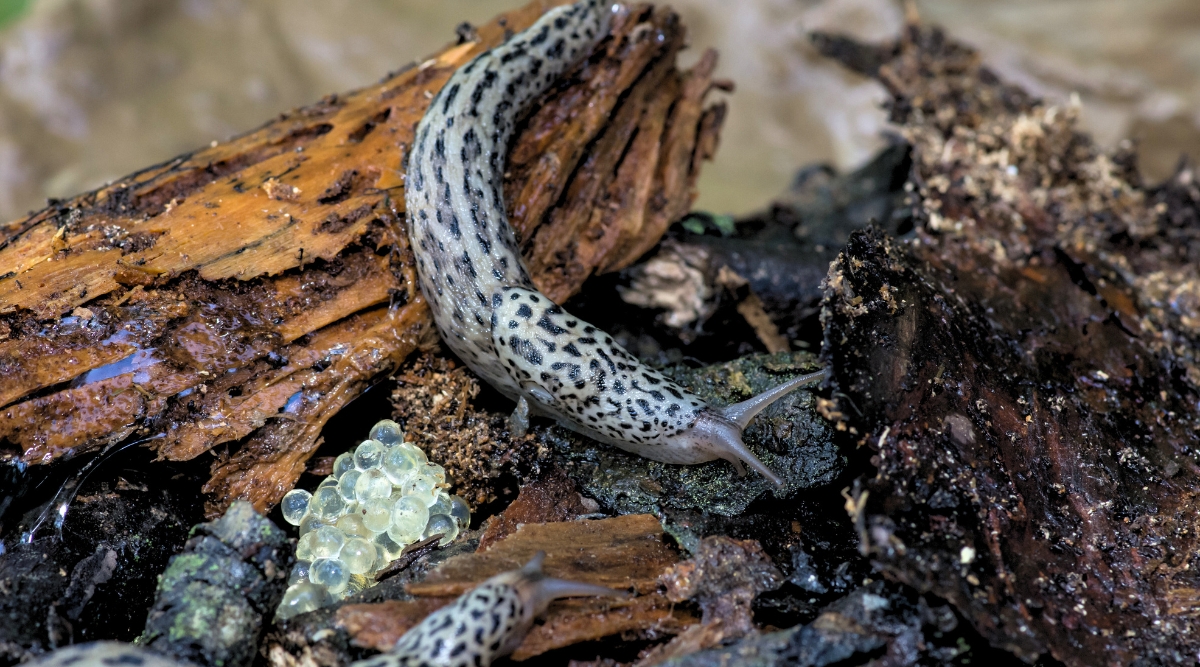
top-left (406, 0), bottom-right (826, 486)
top-left (351, 552), bottom-right (627, 667)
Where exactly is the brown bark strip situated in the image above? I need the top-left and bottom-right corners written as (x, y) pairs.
top-left (0, 1), bottom-right (726, 516)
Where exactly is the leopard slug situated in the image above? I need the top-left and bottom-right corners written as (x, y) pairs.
top-left (406, 0), bottom-right (827, 487)
top-left (350, 552), bottom-right (627, 667)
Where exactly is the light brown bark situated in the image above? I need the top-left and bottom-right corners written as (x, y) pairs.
top-left (0, 1), bottom-right (726, 516)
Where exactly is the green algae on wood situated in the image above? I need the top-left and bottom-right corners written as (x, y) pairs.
top-left (139, 501), bottom-right (291, 667)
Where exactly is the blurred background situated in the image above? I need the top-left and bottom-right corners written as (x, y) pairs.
top-left (0, 0), bottom-right (1197, 222)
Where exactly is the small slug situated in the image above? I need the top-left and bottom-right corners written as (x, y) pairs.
top-left (406, 0), bottom-right (826, 486)
top-left (351, 552), bottom-right (627, 667)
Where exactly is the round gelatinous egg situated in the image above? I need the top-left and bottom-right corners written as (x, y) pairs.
top-left (333, 452), bottom-right (355, 478)
top-left (448, 495), bottom-right (471, 529)
top-left (428, 493), bottom-right (452, 518)
top-left (298, 513), bottom-right (327, 536)
top-left (281, 489), bottom-right (311, 526)
top-left (381, 446), bottom-right (419, 486)
top-left (288, 560), bottom-right (311, 586)
top-left (374, 531), bottom-right (404, 561)
top-left (296, 532), bottom-right (318, 561)
top-left (337, 469), bottom-right (362, 503)
top-left (276, 582), bottom-right (332, 620)
top-left (389, 496), bottom-right (429, 543)
top-left (423, 463), bottom-right (447, 486)
top-left (310, 486), bottom-right (347, 520)
top-left (355, 468), bottom-right (392, 504)
top-left (310, 558), bottom-right (350, 593)
top-left (340, 538), bottom-right (376, 575)
top-left (317, 476), bottom-right (338, 491)
top-left (369, 419), bottom-right (405, 447)
top-left (423, 513), bottom-right (458, 546)
top-left (362, 498), bottom-right (393, 533)
top-left (354, 440), bottom-right (385, 470)
top-left (310, 525), bottom-right (346, 560)
top-left (402, 475), bottom-right (438, 506)
top-left (336, 514), bottom-right (372, 540)
top-left (400, 442), bottom-right (428, 465)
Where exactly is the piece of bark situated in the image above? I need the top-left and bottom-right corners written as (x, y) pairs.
top-left (408, 514), bottom-right (676, 597)
top-left (817, 19), bottom-right (1200, 667)
top-left (637, 536), bottom-right (782, 666)
top-left (337, 594), bottom-right (694, 661)
top-left (336, 514), bottom-right (690, 661)
top-left (0, 1), bottom-right (726, 517)
top-left (476, 468), bottom-right (594, 550)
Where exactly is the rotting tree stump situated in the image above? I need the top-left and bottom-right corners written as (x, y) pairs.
top-left (0, 0), bottom-right (727, 517)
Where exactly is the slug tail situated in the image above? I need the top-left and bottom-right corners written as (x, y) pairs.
top-left (719, 369), bottom-right (829, 429)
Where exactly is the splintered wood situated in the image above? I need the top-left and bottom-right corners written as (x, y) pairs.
top-left (0, 1), bottom-right (726, 516)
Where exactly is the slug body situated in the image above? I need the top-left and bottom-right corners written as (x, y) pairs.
top-left (352, 552), bottom-right (627, 667)
top-left (407, 0), bottom-right (826, 486)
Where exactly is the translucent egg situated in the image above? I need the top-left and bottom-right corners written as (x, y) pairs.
top-left (310, 558), bottom-right (350, 593)
top-left (448, 495), bottom-right (471, 529)
top-left (400, 442), bottom-right (428, 465)
top-left (387, 521), bottom-right (421, 547)
top-left (423, 513), bottom-right (458, 546)
top-left (362, 498), bottom-right (393, 533)
top-left (428, 493), bottom-right (452, 518)
top-left (336, 514), bottom-right (372, 540)
top-left (337, 470), bottom-right (362, 503)
top-left (333, 452), bottom-right (355, 478)
top-left (298, 513), bottom-right (327, 537)
top-left (369, 420), bottom-right (405, 447)
top-left (276, 582), bottom-right (332, 620)
top-left (310, 486), bottom-right (347, 520)
top-left (402, 475), bottom-right (438, 506)
top-left (311, 525), bottom-right (346, 560)
top-left (296, 532), bottom-right (317, 561)
top-left (288, 560), bottom-right (311, 586)
top-left (381, 446), bottom-right (420, 486)
top-left (354, 440), bottom-right (385, 470)
top-left (423, 463), bottom-right (447, 486)
top-left (340, 537), bottom-right (377, 575)
top-left (355, 468), bottom-right (392, 504)
top-left (374, 530), bottom-right (404, 561)
top-left (317, 476), bottom-right (338, 490)
top-left (389, 496), bottom-right (429, 543)
top-left (281, 489), bottom-right (312, 526)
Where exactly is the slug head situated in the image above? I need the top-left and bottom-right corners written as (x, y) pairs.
top-left (507, 552), bottom-right (631, 614)
top-left (680, 410), bottom-right (784, 487)
top-left (681, 368), bottom-right (830, 488)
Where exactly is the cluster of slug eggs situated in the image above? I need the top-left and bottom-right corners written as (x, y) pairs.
top-left (275, 419), bottom-right (470, 619)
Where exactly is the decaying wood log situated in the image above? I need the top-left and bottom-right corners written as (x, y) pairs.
top-left (817, 19), bottom-right (1200, 667)
top-left (0, 0), bottom-right (726, 517)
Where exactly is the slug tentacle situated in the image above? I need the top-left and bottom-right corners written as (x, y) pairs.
top-left (406, 0), bottom-right (825, 485)
top-left (719, 369), bottom-right (830, 429)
